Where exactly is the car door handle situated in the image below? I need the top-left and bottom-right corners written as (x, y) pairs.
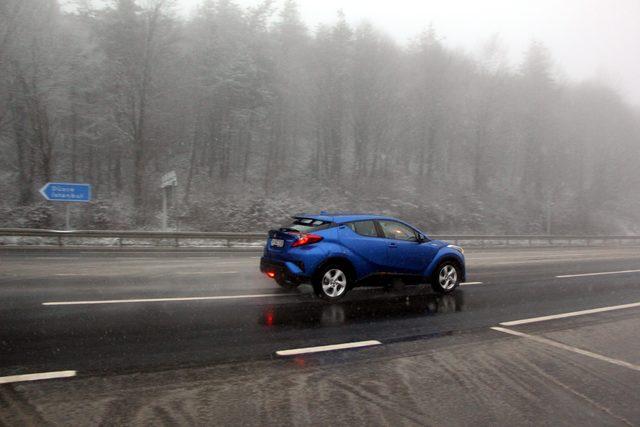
top-left (388, 243), bottom-right (397, 248)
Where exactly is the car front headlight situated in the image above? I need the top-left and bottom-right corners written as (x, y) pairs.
top-left (447, 244), bottom-right (464, 254)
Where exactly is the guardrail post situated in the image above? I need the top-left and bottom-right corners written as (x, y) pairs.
top-left (175, 237), bottom-right (179, 248)
top-left (57, 235), bottom-right (62, 247)
top-left (117, 237), bottom-right (122, 248)
top-left (226, 238), bottom-right (231, 247)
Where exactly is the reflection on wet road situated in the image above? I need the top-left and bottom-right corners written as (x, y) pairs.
top-left (260, 292), bottom-right (464, 328)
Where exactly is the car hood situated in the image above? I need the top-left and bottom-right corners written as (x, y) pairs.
top-left (428, 239), bottom-right (449, 248)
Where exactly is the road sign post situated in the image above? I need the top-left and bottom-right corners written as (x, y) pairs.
top-left (39, 182), bottom-right (92, 230)
top-left (160, 171), bottom-right (177, 231)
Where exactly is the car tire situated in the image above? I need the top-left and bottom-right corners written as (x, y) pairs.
top-left (312, 264), bottom-right (351, 302)
top-left (430, 261), bottom-right (461, 294)
top-left (275, 273), bottom-right (299, 290)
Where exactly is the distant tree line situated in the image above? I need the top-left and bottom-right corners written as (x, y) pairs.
top-left (1, 0), bottom-right (639, 233)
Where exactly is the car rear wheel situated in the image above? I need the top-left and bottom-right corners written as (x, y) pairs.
top-left (430, 261), bottom-right (460, 294)
top-left (313, 265), bottom-right (350, 302)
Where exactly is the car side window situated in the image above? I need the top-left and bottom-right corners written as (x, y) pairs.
top-left (378, 220), bottom-right (418, 242)
top-left (347, 221), bottom-right (379, 237)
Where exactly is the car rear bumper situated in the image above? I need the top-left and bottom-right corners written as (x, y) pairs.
top-left (260, 257), bottom-right (309, 283)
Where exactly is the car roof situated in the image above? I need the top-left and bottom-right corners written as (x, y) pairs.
top-left (292, 212), bottom-right (400, 224)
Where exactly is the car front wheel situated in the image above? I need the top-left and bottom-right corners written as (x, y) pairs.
top-left (430, 261), bottom-right (461, 294)
top-left (313, 265), bottom-right (351, 302)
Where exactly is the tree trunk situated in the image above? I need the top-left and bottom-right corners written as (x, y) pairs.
top-left (132, 3), bottom-right (162, 224)
top-left (12, 99), bottom-right (33, 205)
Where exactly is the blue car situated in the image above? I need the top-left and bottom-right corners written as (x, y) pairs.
top-left (260, 213), bottom-right (465, 301)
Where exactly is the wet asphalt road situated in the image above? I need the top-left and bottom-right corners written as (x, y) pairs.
top-left (1, 246), bottom-right (640, 425)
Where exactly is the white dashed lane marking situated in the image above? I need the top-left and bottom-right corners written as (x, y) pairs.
top-left (43, 293), bottom-right (294, 306)
top-left (461, 281), bottom-right (483, 286)
top-left (491, 327), bottom-right (640, 372)
top-left (499, 301), bottom-right (640, 326)
top-left (0, 370), bottom-right (77, 384)
top-left (556, 269), bottom-right (640, 278)
top-left (276, 340), bottom-right (382, 356)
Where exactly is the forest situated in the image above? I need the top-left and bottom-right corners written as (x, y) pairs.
top-left (1, 0), bottom-right (639, 234)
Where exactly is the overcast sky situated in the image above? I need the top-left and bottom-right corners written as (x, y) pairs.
top-left (175, 0), bottom-right (640, 106)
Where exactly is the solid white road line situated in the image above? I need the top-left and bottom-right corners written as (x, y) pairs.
top-left (461, 281), bottom-right (483, 286)
top-left (276, 340), bottom-right (382, 356)
top-left (175, 271), bottom-right (238, 275)
top-left (556, 269), bottom-right (640, 278)
top-left (467, 253), bottom-right (594, 261)
top-left (499, 301), bottom-right (640, 326)
top-left (55, 271), bottom-right (240, 277)
top-left (0, 370), bottom-right (77, 384)
top-left (491, 327), bottom-right (640, 372)
top-left (43, 293), bottom-right (293, 306)
top-left (208, 260), bottom-right (259, 265)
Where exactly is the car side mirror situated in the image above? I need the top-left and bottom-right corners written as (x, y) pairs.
top-left (417, 234), bottom-right (428, 243)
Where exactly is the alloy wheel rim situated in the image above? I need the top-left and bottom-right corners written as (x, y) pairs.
top-left (439, 265), bottom-right (457, 290)
top-left (322, 269), bottom-right (347, 297)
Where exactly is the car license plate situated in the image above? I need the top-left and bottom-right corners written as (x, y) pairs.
top-left (271, 238), bottom-right (284, 248)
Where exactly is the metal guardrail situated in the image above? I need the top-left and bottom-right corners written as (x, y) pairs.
top-left (437, 235), bottom-right (640, 247)
top-left (0, 228), bottom-right (265, 248)
top-left (1, 228), bottom-right (640, 249)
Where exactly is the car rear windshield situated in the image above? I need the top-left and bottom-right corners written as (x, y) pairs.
top-left (281, 218), bottom-right (334, 233)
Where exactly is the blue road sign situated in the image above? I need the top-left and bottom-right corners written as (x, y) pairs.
top-left (39, 182), bottom-right (91, 203)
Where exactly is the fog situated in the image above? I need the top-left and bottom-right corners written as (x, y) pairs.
top-left (1, 0), bottom-right (640, 234)
top-left (178, 0), bottom-right (640, 105)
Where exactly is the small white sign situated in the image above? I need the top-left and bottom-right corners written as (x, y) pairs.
top-left (161, 171), bottom-right (177, 188)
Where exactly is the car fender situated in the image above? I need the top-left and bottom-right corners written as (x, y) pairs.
top-left (308, 235), bottom-right (373, 282)
top-left (289, 227), bottom-right (341, 275)
top-left (312, 254), bottom-right (358, 282)
top-left (422, 246), bottom-right (466, 282)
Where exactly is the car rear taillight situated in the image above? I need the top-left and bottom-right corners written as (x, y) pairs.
top-left (291, 233), bottom-right (323, 247)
